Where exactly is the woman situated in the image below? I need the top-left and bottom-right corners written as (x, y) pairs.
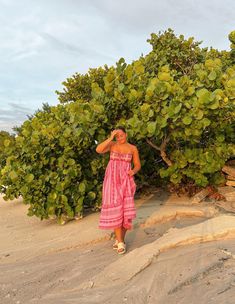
top-left (96, 126), bottom-right (141, 254)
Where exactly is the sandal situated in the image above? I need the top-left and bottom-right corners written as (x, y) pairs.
top-left (113, 240), bottom-right (125, 250)
top-left (112, 239), bottom-right (119, 250)
top-left (117, 242), bottom-right (126, 254)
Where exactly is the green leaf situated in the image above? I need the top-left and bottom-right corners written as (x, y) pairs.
top-left (174, 103), bottom-right (182, 114)
top-left (196, 89), bottom-right (211, 104)
top-left (61, 195), bottom-right (68, 203)
top-left (134, 62), bottom-right (145, 75)
top-left (158, 72), bottom-right (171, 81)
top-left (75, 197), bottom-right (84, 214)
top-left (202, 118), bottom-right (211, 127)
top-left (182, 116), bottom-right (192, 125)
top-left (63, 128), bottom-right (72, 138)
top-left (118, 57), bottom-right (125, 64)
top-left (147, 122), bottom-right (157, 135)
top-left (9, 171), bottom-right (18, 181)
top-left (4, 139), bottom-right (11, 147)
top-left (52, 192), bottom-right (57, 200)
top-left (141, 103), bottom-right (151, 113)
top-left (88, 191), bottom-right (96, 200)
top-left (194, 109), bottom-right (204, 120)
top-left (79, 182), bottom-right (86, 193)
top-left (118, 83), bottom-right (125, 91)
top-left (216, 134), bottom-right (225, 142)
top-left (208, 100), bottom-right (220, 109)
top-left (208, 70), bottom-right (217, 81)
top-left (148, 109), bottom-right (154, 117)
top-left (25, 174), bottom-right (34, 183)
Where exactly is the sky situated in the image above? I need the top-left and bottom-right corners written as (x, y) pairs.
top-left (0, 0), bottom-right (234, 134)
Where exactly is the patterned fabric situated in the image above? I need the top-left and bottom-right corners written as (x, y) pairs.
top-left (98, 151), bottom-right (137, 230)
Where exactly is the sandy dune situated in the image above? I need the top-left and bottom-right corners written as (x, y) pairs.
top-left (0, 190), bottom-right (235, 304)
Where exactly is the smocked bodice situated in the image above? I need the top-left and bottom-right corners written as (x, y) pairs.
top-left (109, 151), bottom-right (133, 162)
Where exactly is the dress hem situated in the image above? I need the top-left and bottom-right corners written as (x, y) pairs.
top-left (98, 224), bottom-right (133, 230)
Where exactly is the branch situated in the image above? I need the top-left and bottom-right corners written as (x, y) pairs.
top-left (146, 137), bottom-right (173, 167)
top-left (146, 138), bottom-right (160, 151)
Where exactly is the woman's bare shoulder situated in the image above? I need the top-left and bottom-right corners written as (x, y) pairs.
top-left (128, 143), bottom-right (138, 152)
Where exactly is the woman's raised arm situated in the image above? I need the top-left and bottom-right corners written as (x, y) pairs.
top-left (96, 130), bottom-right (118, 154)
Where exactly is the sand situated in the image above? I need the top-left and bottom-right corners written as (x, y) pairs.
top-left (0, 190), bottom-right (235, 304)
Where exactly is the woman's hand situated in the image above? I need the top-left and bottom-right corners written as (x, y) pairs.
top-left (109, 130), bottom-right (119, 140)
top-left (127, 169), bottom-right (135, 176)
top-left (96, 129), bottom-right (120, 154)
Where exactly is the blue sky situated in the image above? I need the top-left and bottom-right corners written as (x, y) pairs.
top-left (0, 0), bottom-right (234, 133)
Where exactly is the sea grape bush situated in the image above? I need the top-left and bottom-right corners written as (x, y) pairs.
top-left (0, 29), bottom-right (234, 222)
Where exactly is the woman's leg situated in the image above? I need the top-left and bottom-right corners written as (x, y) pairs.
top-left (114, 227), bottom-right (123, 242)
top-left (114, 227), bottom-right (127, 242)
top-left (122, 227), bottom-right (127, 241)
top-left (114, 227), bottom-right (126, 253)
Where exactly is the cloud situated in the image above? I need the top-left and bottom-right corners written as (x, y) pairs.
top-left (0, 121), bottom-right (17, 134)
top-left (0, 102), bottom-right (34, 134)
top-left (0, 0), bottom-right (234, 133)
top-left (8, 102), bottom-right (32, 111)
top-left (90, 0), bottom-right (234, 50)
top-left (38, 32), bottom-right (115, 61)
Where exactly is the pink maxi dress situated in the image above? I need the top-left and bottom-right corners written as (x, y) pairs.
top-left (98, 151), bottom-right (137, 230)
